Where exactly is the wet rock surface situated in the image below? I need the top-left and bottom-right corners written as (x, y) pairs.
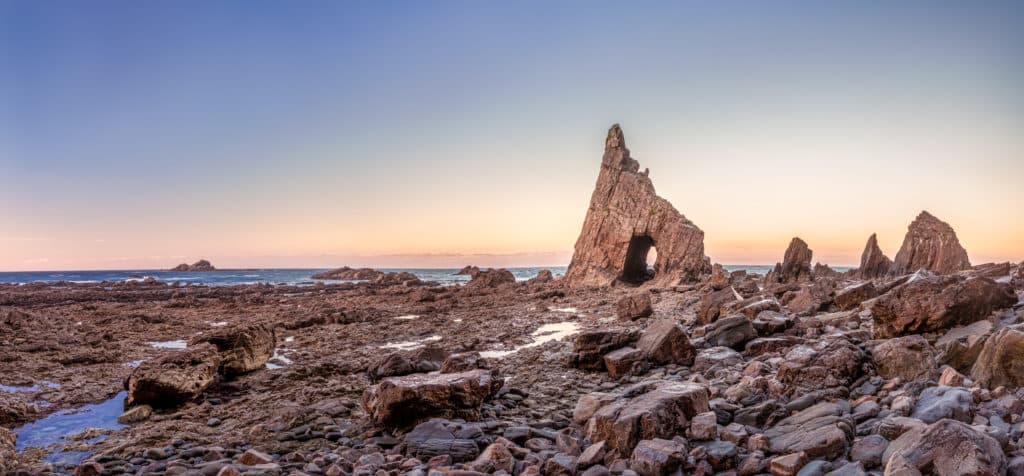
top-left (893, 211), bottom-right (972, 274)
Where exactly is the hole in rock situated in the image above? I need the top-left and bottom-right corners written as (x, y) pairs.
top-left (620, 235), bottom-right (656, 284)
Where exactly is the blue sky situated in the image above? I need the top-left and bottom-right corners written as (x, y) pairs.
top-left (2, 1), bottom-right (1023, 270)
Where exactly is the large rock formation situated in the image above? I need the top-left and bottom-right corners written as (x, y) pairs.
top-left (858, 233), bottom-right (892, 279)
top-left (190, 323), bottom-right (276, 377)
top-left (970, 328), bottom-right (1024, 389)
top-left (766, 238), bottom-right (813, 284)
top-left (870, 274), bottom-right (1015, 339)
top-left (126, 343), bottom-right (221, 409)
top-left (893, 211), bottom-right (971, 274)
top-left (361, 369), bottom-right (501, 428)
top-left (311, 266), bottom-right (383, 280)
top-left (563, 125), bottom-right (709, 287)
top-left (169, 259), bottom-right (216, 272)
top-left (466, 268), bottom-right (516, 288)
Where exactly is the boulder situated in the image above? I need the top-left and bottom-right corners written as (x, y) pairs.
top-left (870, 274), bottom-right (1015, 339)
top-left (971, 327), bottom-right (1024, 389)
top-left (404, 419), bottom-right (481, 462)
top-left (694, 346), bottom-right (744, 373)
top-left (527, 269), bottom-right (554, 284)
top-left (703, 315), bottom-right (756, 350)
top-left (563, 125), bottom-right (710, 287)
top-left (764, 401), bottom-right (854, 460)
top-left (126, 343), bottom-right (221, 408)
top-left (911, 386), bottom-right (972, 423)
top-left (777, 338), bottom-right (864, 392)
top-left (871, 335), bottom-right (936, 381)
top-left (468, 439), bottom-right (515, 473)
top-left (767, 238), bottom-right (813, 284)
top-left (849, 434), bottom-right (888, 469)
top-left (0, 426), bottom-right (15, 452)
top-left (374, 271), bottom-right (421, 286)
top-left (635, 319), bottom-right (696, 365)
top-left (616, 292), bottom-right (653, 320)
top-left (603, 347), bottom-right (646, 379)
top-left (361, 369), bottom-right (501, 428)
top-left (883, 419), bottom-right (1005, 475)
top-left (455, 265), bottom-right (480, 276)
top-left (834, 282), bottom-right (877, 311)
top-left (893, 211), bottom-right (971, 274)
top-left (630, 439), bottom-right (686, 476)
top-left (466, 269), bottom-right (516, 288)
top-left (709, 264), bottom-right (730, 290)
top-left (934, 320), bottom-right (993, 373)
top-left (781, 282), bottom-right (834, 316)
top-left (190, 323), bottom-right (275, 377)
top-left (567, 329), bottom-right (639, 371)
top-left (697, 287), bottom-right (738, 324)
top-left (973, 262), bottom-right (1013, 279)
top-left (440, 352), bottom-right (485, 373)
top-left (584, 381), bottom-right (709, 455)
top-left (858, 233), bottom-right (892, 279)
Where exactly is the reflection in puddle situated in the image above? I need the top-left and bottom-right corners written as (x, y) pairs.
top-left (146, 340), bottom-right (186, 349)
top-left (381, 335), bottom-right (442, 351)
top-left (14, 391), bottom-right (127, 465)
top-left (551, 307), bottom-right (579, 314)
top-left (209, 321), bottom-right (229, 327)
top-left (394, 314), bottom-right (419, 320)
top-left (124, 360), bottom-right (146, 368)
top-left (265, 348), bottom-right (294, 370)
top-left (480, 322), bottom-right (580, 359)
top-left (0, 381), bottom-right (60, 393)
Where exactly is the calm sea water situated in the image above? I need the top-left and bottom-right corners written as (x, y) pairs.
top-left (0, 265), bottom-right (850, 286)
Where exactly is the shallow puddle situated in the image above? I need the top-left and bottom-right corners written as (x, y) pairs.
top-left (0, 381), bottom-right (60, 393)
top-left (393, 314), bottom-right (419, 320)
top-left (381, 335), bottom-right (442, 351)
top-left (551, 307), bottom-right (579, 314)
top-left (480, 322), bottom-right (580, 359)
top-left (146, 340), bottom-right (186, 349)
top-left (14, 391), bottom-right (127, 465)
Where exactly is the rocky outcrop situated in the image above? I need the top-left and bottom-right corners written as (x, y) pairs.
top-left (893, 211), bottom-right (971, 274)
top-left (373, 271), bottom-right (421, 286)
top-left (567, 329), bottom-right (639, 371)
top-left (563, 125), bottom-right (709, 288)
top-left (126, 343), bottom-right (221, 409)
top-left (526, 269), bottom-right (553, 284)
top-left (312, 267), bottom-right (383, 280)
top-left (766, 238), bottom-right (813, 284)
top-left (870, 274), bottom-right (1016, 339)
top-left (636, 319), bottom-right (696, 365)
top-left (970, 328), bottom-right (1024, 389)
top-left (190, 323), bottom-right (275, 377)
top-left (455, 265), bottom-right (480, 276)
top-left (858, 233), bottom-right (892, 279)
top-left (883, 419), bottom-right (1005, 475)
top-left (369, 344), bottom-right (449, 381)
top-left (361, 369), bottom-right (501, 428)
top-left (776, 337), bottom-right (864, 392)
top-left (583, 381), bottom-right (709, 455)
top-left (466, 269), bottom-right (515, 288)
top-left (169, 259), bottom-right (216, 272)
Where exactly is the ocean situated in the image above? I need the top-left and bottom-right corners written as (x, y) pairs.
top-left (0, 265), bottom-right (850, 286)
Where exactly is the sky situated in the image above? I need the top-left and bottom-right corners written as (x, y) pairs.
top-left (1, 1), bottom-right (1023, 271)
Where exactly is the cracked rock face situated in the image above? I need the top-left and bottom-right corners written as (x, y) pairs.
top-left (858, 233), bottom-right (892, 279)
top-left (564, 125), bottom-right (710, 288)
top-left (893, 211), bottom-right (971, 274)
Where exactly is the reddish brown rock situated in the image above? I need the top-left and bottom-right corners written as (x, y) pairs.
top-left (604, 347), bottom-right (646, 379)
top-left (190, 323), bottom-right (275, 377)
top-left (361, 369), bottom-right (501, 428)
top-left (870, 274), bottom-right (1015, 339)
top-left (858, 233), bottom-right (892, 279)
top-left (883, 419), bottom-right (1005, 475)
top-left (466, 269), bottom-right (516, 288)
top-left (311, 266), bottom-right (382, 280)
top-left (526, 269), bottom-right (553, 284)
top-left (777, 338), bottom-right (864, 392)
top-left (616, 292), bottom-right (653, 320)
top-left (169, 259), bottom-right (216, 272)
top-left (833, 282), bottom-right (878, 311)
top-left (585, 381), bottom-right (709, 455)
top-left (893, 211), bottom-right (971, 274)
top-left (709, 264), bottom-right (730, 290)
top-left (635, 319), bottom-right (696, 365)
top-left (871, 335), bottom-right (937, 381)
top-left (698, 287), bottom-right (738, 324)
top-left (374, 271), bottom-right (421, 286)
top-left (813, 263), bottom-right (841, 279)
top-left (970, 327), bottom-right (1024, 389)
top-left (767, 238), bottom-right (813, 284)
top-left (126, 343), bottom-right (221, 409)
top-left (564, 125), bottom-right (709, 287)
top-left (455, 265), bottom-right (480, 276)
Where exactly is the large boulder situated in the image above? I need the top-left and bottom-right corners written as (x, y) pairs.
top-left (369, 344), bottom-right (449, 381)
top-left (584, 381), bottom-right (709, 456)
top-left (361, 369), bottom-right (501, 428)
top-left (703, 315), bottom-right (756, 350)
top-left (635, 319), bottom-right (696, 365)
top-left (567, 329), bottom-right (639, 371)
top-left (911, 386), bottom-right (972, 423)
top-left (466, 269), bottom-right (515, 288)
top-left (697, 287), bottom-right (738, 324)
top-left (777, 338), bottom-right (864, 392)
top-left (403, 419), bottom-right (481, 463)
top-left (871, 335), bottom-right (936, 381)
top-left (858, 233), bottom-right (893, 279)
top-left (934, 320), bottom-right (993, 373)
top-left (883, 419), bottom-right (1005, 475)
top-left (190, 323), bottom-right (275, 377)
top-left (126, 343), bottom-right (221, 409)
top-left (971, 327), bottom-right (1024, 389)
top-left (870, 274), bottom-right (1015, 339)
top-left (616, 292), bottom-right (653, 320)
top-left (563, 125), bottom-right (710, 287)
top-left (834, 282), bottom-right (878, 311)
top-left (764, 401), bottom-right (854, 459)
top-left (767, 237), bottom-right (813, 284)
top-left (893, 211), bottom-right (971, 274)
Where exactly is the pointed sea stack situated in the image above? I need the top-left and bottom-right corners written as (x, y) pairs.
top-left (858, 233), bottom-right (892, 279)
top-left (893, 211), bottom-right (971, 274)
top-left (767, 237), bottom-right (813, 283)
top-left (563, 125), bottom-right (710, 287)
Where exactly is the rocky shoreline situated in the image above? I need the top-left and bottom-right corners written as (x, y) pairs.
top-left (3, 125), bottom-right (1024, 475)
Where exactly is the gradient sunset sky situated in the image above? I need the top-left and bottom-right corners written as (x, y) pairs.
top-left (2, 1), bottom-right (1023, 271)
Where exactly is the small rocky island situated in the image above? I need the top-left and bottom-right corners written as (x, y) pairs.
top-left (169, 260), bottom-right (217, 272)
top-left (2, 125), bottom-right (1023, 475)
